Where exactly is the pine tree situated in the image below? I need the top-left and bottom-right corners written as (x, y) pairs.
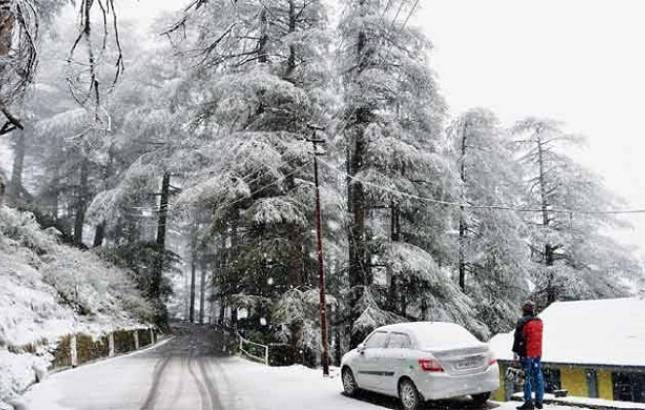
top-left (338, 0), bottom-right (489, 344)
top-left (447, 108), bottom-right (529, 332)
top-left (513, 117), bottom-right (637, 306)
top-left (172, 0), bottom-right (334, 337)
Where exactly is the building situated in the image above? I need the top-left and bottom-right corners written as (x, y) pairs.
top-left (489, 297), bottom-right (645, 404)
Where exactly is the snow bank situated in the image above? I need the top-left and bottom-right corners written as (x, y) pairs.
top-left (489, 297), bottom-right (645, 367)
top-left (0, 350), bottom-right (50, 402)
top-left (512, 393), bottom-right (645, 410)
top-left (0, 206), bottom-right (153, 401)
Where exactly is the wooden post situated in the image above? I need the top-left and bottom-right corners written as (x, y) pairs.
top-left (133, 330), bottom-right (140, 350)
top-left (108, 333), bottom-right (115, 357)
top-left (70, 335), bottom-right (78, 367)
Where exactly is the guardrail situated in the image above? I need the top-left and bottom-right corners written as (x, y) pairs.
top-left (238, 334), bottom-right (269, 366)
top-left (213, 321), bottom-right (296, 367)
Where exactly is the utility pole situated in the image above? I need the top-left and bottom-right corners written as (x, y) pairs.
top-left (309, 125), bottom-right (330, 377)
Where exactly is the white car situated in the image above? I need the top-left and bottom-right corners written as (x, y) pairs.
top-left (341, 322), bottom-right (499, 410)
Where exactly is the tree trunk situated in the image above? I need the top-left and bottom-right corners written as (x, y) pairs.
top-left (458, 120), bottom-right (469, 291)
top-left (73, 158), bottom-right (90, 247)
top-left (387, 201), bottom-right (401, 311)
top-left (93, 145), bottom-right (114, 248)
top-left (536, 132), bottom-right (557, 304)
top-left (199, 261), bottom-right (207, 325)
top-left (258, 9), bottom-right (268, 64)
top-left (9, 130), bottom-right (25, 200)
top-left (152, 172), bottom-right (170, 299)
top-left (92, 223), bottom-right (105, 247)
top-left (348, 0), bottom-right (372, 349)
top-left (0, 174), bottom-right (5, 205)
top-left (189, 250), bottom-right (196, 323)
top-left (285, 0), bottom-right (297, 79)
top-left (0, 1), bottom-right (14, 57)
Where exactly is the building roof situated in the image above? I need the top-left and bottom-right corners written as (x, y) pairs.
top-left (489, 297), bottom-right (645, 368)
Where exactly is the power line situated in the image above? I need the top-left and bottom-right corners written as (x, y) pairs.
top-left (315, 156), bottom-right (645, 216)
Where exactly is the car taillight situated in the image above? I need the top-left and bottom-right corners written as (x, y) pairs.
top-left (487, 351), bottom-right (497, 366)
top-left (418, 358), bottom-right (444, 372)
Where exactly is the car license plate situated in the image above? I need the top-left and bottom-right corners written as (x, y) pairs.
top-left (456, 358), bottom-right (480, 369)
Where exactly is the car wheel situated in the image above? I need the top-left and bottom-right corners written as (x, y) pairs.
top-left (471, 392), bottom-right (491, 406)
top-left (399, 379), bottom-right (421, 410)
top-left (342, 367), bottom-right (359, 396)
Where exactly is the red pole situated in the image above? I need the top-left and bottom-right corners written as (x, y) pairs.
top-left (312, 138), bottom-right (330, 377)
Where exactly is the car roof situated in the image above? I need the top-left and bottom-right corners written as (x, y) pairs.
top-left (374, 321), bottom-right (465, 334)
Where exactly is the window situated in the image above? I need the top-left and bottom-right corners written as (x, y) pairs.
top-left (613, 372), bottom-right (645, 403)
top-left (364, 331), bottom-right (388, 349)
top-left (388, 333), bottom-right (412, 349)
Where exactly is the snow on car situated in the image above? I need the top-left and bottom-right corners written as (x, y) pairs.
top-left (341, 322), bottom-right (499, 410)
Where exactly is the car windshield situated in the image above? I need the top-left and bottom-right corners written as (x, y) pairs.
top-left (413, 323), bottom-right (480, 350)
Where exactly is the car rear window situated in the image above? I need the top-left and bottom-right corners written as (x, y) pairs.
top-left (364, 331), bottom-right (388, 348)
top-left (413, 323), bottom-right (479, 349)
top-left (388, 333), bottom-right (412, 349)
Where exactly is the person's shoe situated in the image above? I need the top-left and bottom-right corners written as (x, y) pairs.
top-left (517, 402), bottom-right (534, 410)
top-left (535, 402), bottom-right (543, 409)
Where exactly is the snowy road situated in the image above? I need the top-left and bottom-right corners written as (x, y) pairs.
top-left (19, 325), bottom-right (569, 410)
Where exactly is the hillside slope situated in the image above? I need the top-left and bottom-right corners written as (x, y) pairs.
top-left (0, 206), bottom-right (153, 402)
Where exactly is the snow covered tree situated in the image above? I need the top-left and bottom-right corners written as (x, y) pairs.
top-left (0, 0), bottom-right (38, 135)
top-left (338, 0), bottom-right (488, 345)
top-left (447, 108), bottom-right (529, 332)
top-left (168, 0), bottom-right (337, 342)
top-left (513, 117), bottom-right (638, 307)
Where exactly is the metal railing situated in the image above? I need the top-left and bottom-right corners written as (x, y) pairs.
top-left (238, 334), bottom-right (270, 366)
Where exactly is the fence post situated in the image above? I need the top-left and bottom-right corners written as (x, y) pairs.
top-left (265, 345), bottom-right (269, 366)
top-left (134, 330), bottom-right (140, 350)
top-left (70, 335), bottom-right (78, 368)
top-left (108, 333), bottom-right (115, 357)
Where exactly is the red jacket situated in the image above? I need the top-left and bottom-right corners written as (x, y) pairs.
top-left (523, 318), bottom-right (543, 358)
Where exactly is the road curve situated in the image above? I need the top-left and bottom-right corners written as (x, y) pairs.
top-left (21, 325), bottom-right (236, 410)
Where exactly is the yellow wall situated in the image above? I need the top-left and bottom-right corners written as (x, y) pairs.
top-left (561, 367), bottom-right (588, 397)
top-left (496, 362), bottom-right (617, 402)
top-left (597, 370), bottom-right (614, 400)
top-left (495, 363), bottom-right (507, 401)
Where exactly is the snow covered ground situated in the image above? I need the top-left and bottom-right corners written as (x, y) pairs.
top-left (18, 325), bottom-right (589, 410)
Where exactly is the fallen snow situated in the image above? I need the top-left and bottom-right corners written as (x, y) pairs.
top-left (512, 393), bottom-right (645, 410)
top-left (489, 297), bottom-right (645, 367)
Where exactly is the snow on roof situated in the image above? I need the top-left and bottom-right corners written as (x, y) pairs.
top-left (489, 297), bottom-right (645, 367)
top-left (376, 322), bottom-right (485, 350)
top-left (377, 321), bottom-right (463, 333)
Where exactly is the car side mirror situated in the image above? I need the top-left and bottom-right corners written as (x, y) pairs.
top-left (357, 343), bottom-right (366, 354)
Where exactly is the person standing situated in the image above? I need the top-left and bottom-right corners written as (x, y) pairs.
top-left (512, 301), bottom-right (544, 410)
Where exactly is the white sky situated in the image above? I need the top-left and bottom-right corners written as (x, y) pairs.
top-left (17, 0), bottom-right (645, 255)
top-left (415, 1), bottom-right (645, 255)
